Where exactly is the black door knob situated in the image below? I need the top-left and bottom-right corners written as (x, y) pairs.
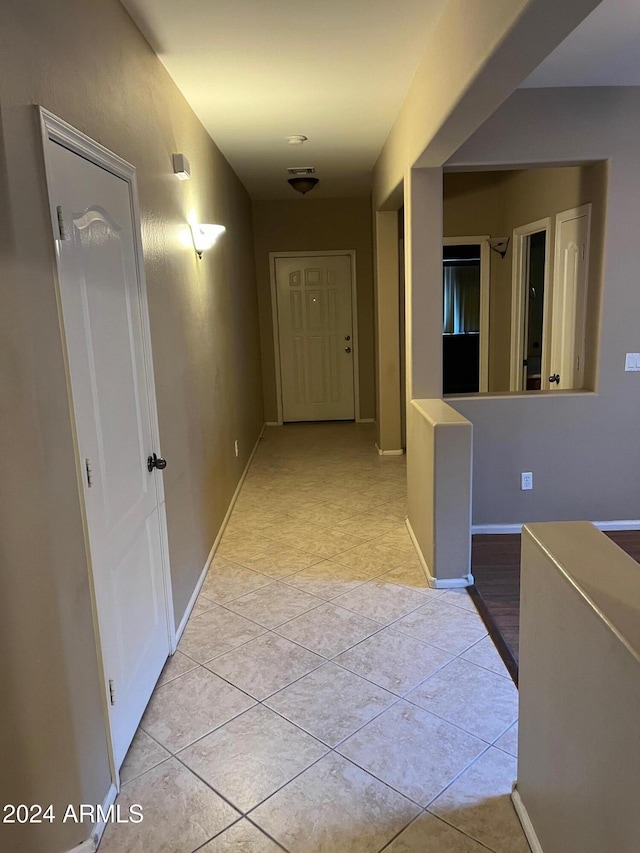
top-left (147, 453), bottom-right (167, 472)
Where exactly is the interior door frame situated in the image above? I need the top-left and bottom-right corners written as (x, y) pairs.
top-left (510, 218), bottom-right (552, 391)
top-left (38, 107), bottom-right (176, 785)
top-left (442, 236), bottom-right (490, 393)
top-left (269, 250), bottom-right (363, 425)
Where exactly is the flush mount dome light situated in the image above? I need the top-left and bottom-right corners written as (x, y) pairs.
top-left (286, 135), bottom-right (308, 145)
top-left (288, 177), bottom-right (319, 195)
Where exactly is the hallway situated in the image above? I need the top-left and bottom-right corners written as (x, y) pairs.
top-left (100, 423), bottom-right (526, 853)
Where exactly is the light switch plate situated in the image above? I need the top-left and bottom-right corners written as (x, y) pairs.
top-left (625, 353), bottom-right (640, 371)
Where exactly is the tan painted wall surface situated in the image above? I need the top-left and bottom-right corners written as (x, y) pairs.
top-left (373, 0), bottom-right (601, 206)
top-left (446, 87), bottom-right (640, 524)
top-left (407, 400), bottom-right (472, 582)
top-left (374, 211), bottom-right (402, 451)
top-left (518, 523), bottom-right (640, 852)
top-left (0, 1), bottom-right (263, 849)
top-left (443, 163), bottom-right (608, 391)
top-left (252, 198), bottom-right (375, 423)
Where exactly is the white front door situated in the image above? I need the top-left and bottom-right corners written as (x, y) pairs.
top-left (44, 134), bottom-right (171, 769)
top-left (275, 254), bottom-right (355, 421)
top-left (549, 204), bottom-right (591, 390)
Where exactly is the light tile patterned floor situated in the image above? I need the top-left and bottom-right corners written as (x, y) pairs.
top-left (100, 423), bottom-right (527, 853)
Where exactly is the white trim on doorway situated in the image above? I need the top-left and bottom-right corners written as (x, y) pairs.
top-left (269, 250), bottom-right (364, 424)
top-left (443, 236), bottom-right (490, 393)
top-left (38, 106), bottom-right (175, 787)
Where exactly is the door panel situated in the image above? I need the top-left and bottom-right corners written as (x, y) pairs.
top-left (550, 207), bottom-right (590, 390)
top-left (46, 139), bottom-right (170, 769)
top-left (276, 255), bottom-right (355, 421)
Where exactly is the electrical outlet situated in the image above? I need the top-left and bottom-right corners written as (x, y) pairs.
top-left (521, 472), bottom-right (533, 491)
top-left (234, 439), bottom-right (239, 458)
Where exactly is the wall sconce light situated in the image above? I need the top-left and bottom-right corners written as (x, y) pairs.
top-left (173, 153), bottom-right (191, 180)
top-left (488, 237), bottom-right (510, 259)
top-left (190, 223), bottom-right (226, 259)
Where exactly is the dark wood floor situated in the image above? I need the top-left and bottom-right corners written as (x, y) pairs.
top-left (468, 530), bottom-right (640, 686)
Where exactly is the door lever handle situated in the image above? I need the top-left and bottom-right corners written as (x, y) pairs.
top-left (548, 373), bottom-right (560, 385)
top-left (147, 453), bottom-right (167, 472)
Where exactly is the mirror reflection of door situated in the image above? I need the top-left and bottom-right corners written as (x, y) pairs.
top-left (442, 239), bottom-right (489, 394)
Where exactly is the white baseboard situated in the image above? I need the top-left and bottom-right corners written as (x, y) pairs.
top-left (67, 839), bottom-right (96, 853)
top-left (593, 519), bottom-right (640, 531)
top-left (472, 523), bottom-right (523, 535)
top-left (405, 519), bottom-right (474, 588)
top-left (175, 423), bottom-right (266, 642)
top-left (473, 520), bottom-right (640, 535)
top-left (265, 421), bottom-right (281, 427)
top-left (356, 417), bottom-right (375, 423)
top-left (66, 782), bottom-right (118, 852)
top-left (375, 443), bottom-right (405, 456)
top-left (511, 784), bottom-right (543, 853)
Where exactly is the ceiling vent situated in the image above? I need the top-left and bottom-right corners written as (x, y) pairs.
top-left (287, 167), bottom-right (316, 176)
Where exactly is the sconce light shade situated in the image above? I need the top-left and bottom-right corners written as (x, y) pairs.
top-left (288, 177), bottom-right (319, 195)
top-left (173, 153), bottom-right (191, 180)
top-left (190, 223), bottom-right (226, 258)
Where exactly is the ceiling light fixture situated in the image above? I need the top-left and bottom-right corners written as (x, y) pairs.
top-left (172, 153), bottom-right (191, 180)
top-left (190, 223), bottom-right (225, 259)
top-left (286, 135), bottom-right (308, 145)
top-left (288, 177), bottom-right (319, 195)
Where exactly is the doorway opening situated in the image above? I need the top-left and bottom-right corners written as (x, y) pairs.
top-left (510, 219), bottom-right (551, 391)
top-left (442, 237), bottom-right (490, 394)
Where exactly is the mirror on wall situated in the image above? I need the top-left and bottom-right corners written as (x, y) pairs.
top-left (442, 163), bottom-right (606, 395)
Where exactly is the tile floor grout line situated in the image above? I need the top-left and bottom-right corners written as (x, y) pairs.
top-left (425, 807), bottom-right (504, 853)
top-left (109, 426), bottom-right (529, 852)
top-left (422, 742), bottom-right (495, 811)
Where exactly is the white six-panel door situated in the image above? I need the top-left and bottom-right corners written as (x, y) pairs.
top-left (275, 254), bottom-right (355, 421)
top-left (43, 127), bottom-right (171, 770)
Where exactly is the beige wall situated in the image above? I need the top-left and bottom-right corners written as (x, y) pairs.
top-left (446, 87), bottom-right (640, 525)
top-left (518, 523), bottom-right (640, 852)
top-left (252, 198), bottom-right (375, 423)
top-left (443, 163), bottom-right (608, 391)
top-left (373, 0), bottom-right (601, 207)
top-left (0, 1), bottom-right (263, 850)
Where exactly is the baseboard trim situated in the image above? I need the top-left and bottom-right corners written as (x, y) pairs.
top-left (405, 519), bottom-right (474, 588)
top-left (356, 417), bottom-right (375, 423)
top-left (472, 524), bottom-right (523, 535)
top-left (472, 519), bottom-right (640, 535)
top-left (175, 423), bottom-right (266, 642)
top-left (67, 838), bottom-right (96, 853)
top-left (512, 784), bottom-right (544, 853)
top-left (593, 519), bottom-right (640, 531)
top-left (374, 443), bottom-right (405, 456)
top-left (66, 783), bottom-right (118, 852)
top-left (265, 421), bottom-right (281, 427)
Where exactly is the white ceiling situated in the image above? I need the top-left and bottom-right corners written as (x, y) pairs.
top-left (121, 0), bottom-right (640, 200)
top-left (120, 0), bottom-right (449, 199)
top-left (522, 0), bottom-right (640, 88)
